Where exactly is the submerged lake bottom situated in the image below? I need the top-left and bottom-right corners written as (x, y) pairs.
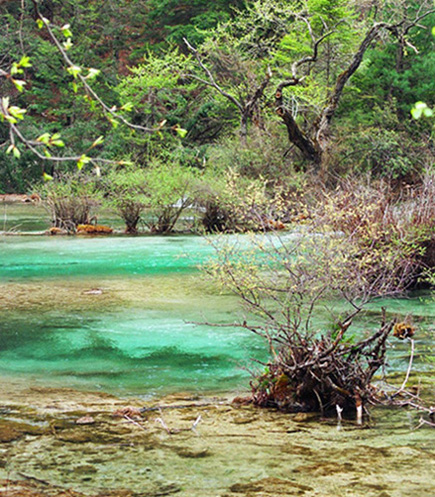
top-left (0, 383), bottom-right (433, 497)
top-left (0, 380), bottom-right (434, 497)
top-left (0, 230), bottom-right (434, 496)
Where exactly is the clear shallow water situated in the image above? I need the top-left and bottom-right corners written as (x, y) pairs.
top-left (1, 206), bottom-right (434, 497)
top-left (0, 226), bottom-right (434, 397)
top-left (0, 234), bottom-right (268, 396)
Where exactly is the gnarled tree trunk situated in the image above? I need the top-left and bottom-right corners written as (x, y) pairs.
top-left (275, 23), bottom-right (387, 171)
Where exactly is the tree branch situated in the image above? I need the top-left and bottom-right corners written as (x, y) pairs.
top-left (245, 66), bottom-right (272, 114)
top-left (30, 0), bottom-right (157, 133)
top-left (291, 16), bottom-right (344, 80)
top-left (183, 37), bottom-right (244, 112)
top-left (315, 22), bottom-right (386, 145)
top-left (402, 7), bottom-right (435, 35)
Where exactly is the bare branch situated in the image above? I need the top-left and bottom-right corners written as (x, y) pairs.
top-left (291, 16), bottom-right (344, 80)
top-left (245, 67), bottom-right (272, 113)
top-left (30, 0), bottom-right (157, 133)
top-left (315, 22), bottom-right (386, 144)
top-left (403, 7), bottom-right (435, 35)
top-left (184, 37), bottom-right (244, 112)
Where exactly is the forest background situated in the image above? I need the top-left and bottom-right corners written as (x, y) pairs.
top-left (1, 0), bottom-right (434, 203)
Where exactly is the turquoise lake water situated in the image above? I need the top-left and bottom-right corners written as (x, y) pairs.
top-left (0, 233), bottom-right (270, 396)
top-left (0, 205), bottom-right (433, 397)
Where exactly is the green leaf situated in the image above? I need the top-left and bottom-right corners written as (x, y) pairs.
top-left (37, 133), bottom-right (51, 144)
top-left (8, 106), bottom-right (27, 120)
top-left (175, 127), bottom-right (188, 138)
top-left (91, 136), bottom-right (104, 148)
top-left (61, 24), bottom-right (73, 38)
top-left (52, 139), bottom-right (65, 147)
top-left (18, 56), bottom-right (32, 68)
top-left (36, 19), bottom-right (44, 29)
top-left (411, 107), bottom-right (422, 119)
top-left (77, 154), bottom-right (91, 171)
top-left (108, 117), bottom-right (119, 129)
top-left (12, 146), bottom-right (21, 159)
top-left (432, 26), bottom-right (435, 37)
top-left (411, 102), bottom-right (432, 120)
top-left (10, 63), bottom-right (23, 76)
top-left (120, 102), bottom-right (134, 112)
top-left (6, 144), bottom-right (14, 155)
top-left (67, 65), bottom-right (82, 79)
top-left (4, 115), bottom-right (17, 124)
top-left (44, 149), bottom-right (52, 158)
top-left (1, 97), bottom-right (10, 110)
top-left (63, 38), bottom-right (73, 51)
top-left (85, 68), bottom-right (100, 80)
top-left (72, 82), bottom-right (78, 93)
top-left (43, 172), bottom-right (53, 182)
top-left (12, 79), bottom-right (26, 92)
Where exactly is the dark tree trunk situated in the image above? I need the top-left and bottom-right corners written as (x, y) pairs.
top-left (276, 104), bottom-right (321, 165)
top-left (275, 24), bottom-right (386, 170)
top-left (240, 113), bottom-right (248, 146)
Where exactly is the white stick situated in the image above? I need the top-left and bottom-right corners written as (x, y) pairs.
top-left (399, 338), bottom-right (415, 393)
top-left (192, 415), bottom-right (202, 430)
top-left (356, 404), bottom-right (363, 425)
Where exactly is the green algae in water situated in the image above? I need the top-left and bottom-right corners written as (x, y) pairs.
top-left (0, 234), bottom-right (434, 397)
top-left (0, 305), bottom-right (264, 395)
top-left (0, 235), bottom-right (266, 395)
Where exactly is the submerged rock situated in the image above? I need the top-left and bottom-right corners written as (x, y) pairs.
top-left (229, 477), bottom-right (313, 495)
top-left (75, 416), bottom-right (95, 425)
top-left (0, 419), bottom-right (46, 443)
top-left (172, 445), bottom-right (210, 458)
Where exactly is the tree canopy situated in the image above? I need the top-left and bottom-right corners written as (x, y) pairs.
top-left (1, 0), bottom-right (434, 192)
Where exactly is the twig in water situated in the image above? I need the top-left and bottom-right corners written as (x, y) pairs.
top-left (336, 404), bottom-right (343, 431)
top-left (124, 414), bottom-right (146, 431)
top-left (155, 412), bottom-right (203, 435)
top-left (413, 417), bottom-right (435, 430)
top-left (392, 338), bottom-right (415, 398)
top-left (140, 401), bottom-right (223, 413)
top-left (356, 394), bottom-right (363, 425)
top-left (17, 473), bottom-right (50, 486)
top-left (155, 416), bottom-right (172, 435)
top-left (192, 415), bottom-right (202, 430)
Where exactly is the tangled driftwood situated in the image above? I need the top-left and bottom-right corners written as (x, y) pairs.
top-left (249, 312), bottom-right (395, 418)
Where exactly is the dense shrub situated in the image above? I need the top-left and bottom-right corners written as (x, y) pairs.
top-left (39, 176), bottom-right (100, 233)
